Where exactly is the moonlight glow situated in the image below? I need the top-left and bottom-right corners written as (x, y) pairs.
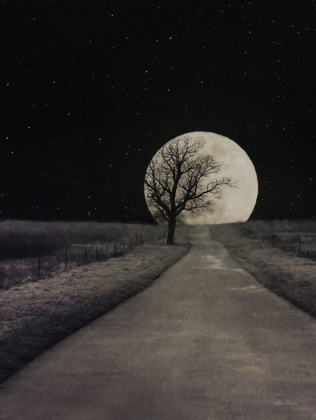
top-left (145, 131), bottom-right (258, 225)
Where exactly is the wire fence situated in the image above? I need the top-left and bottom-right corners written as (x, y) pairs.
top-left (0, 230), bottom-right (167, 290)
top-left (36, 231), bottom-right (166, 277)
top-left (241, 227), bottom-right (316, 260)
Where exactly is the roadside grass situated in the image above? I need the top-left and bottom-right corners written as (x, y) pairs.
top-left (0, 221), bottom-right (166, 290)
top-left (209, 222), bottom-right (316, 318)
top-left (0, 228), bottom-right (190, 385)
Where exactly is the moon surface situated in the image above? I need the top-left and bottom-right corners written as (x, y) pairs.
top-left (146, 131), bottom-right (258, 225)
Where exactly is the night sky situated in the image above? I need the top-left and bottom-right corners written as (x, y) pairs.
top-left (2, 0), bottom-right (315, 223)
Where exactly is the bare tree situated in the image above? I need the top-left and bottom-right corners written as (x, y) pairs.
top-left (144, 136), bottom-right (235, 244)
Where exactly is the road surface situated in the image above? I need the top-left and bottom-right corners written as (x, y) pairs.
top-left (0, 226), bottom-right (315, 419)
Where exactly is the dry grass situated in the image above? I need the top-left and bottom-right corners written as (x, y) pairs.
top-left (240, 219), bottom-right (316, 259)
top-left (0, 220), bottom-right (165, 259)
top-left (0, 228), bottom-right (190, 385)
top-left (209, 222), bottom-right (316, 318)
top-left (0, 221), bottom-right (166, 290)
top-left (242, 219), bottom-right (316, 232)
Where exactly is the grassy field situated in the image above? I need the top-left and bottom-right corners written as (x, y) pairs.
top-left (240, 219), bottom-right (316, 259)
top-left (210, 220), bottom-right (316, 318)
top-left (0, 220), bottom-right (166, 259)
top-left (0, 220), bottom-right (167, 290)
top-left (0, 223), bottom-right (190, 385)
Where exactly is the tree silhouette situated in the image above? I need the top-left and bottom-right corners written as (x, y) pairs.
top-left (144, 136), bottom-right (235, 244)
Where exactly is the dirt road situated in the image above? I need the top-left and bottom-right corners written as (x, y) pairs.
top-left (0, 226), bottom-right (315, 419)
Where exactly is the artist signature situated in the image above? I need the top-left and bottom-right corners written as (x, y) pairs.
top-left (274, 400), bottom-right (298, 406)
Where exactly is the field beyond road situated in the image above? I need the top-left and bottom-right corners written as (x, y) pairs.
top-left (0, 236), bottom-right (189, 385)
top-left (0, 220), bottom-right (167, 289)
top-left (0, 225), bottom-right (315, 420)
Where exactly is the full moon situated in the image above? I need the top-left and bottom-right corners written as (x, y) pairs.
top-left (145, 131), bottom-right (258, 225)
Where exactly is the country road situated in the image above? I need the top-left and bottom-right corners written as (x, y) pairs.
top-left (0, 226), bottom-right (315, 420)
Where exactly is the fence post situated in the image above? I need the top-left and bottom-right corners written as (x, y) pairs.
top-left (95, 246), bottom-right (98, 262)
top-left (38, 254), bottom-right (41, 277)
top-left (65, 248), bottom-right (68, 270)
top-left (298, 232), bottom-right (301, 255)
top-left (114, 244), bottom-right (117, 256)
top-left (84, 248), bottom-right (87, 264)
top-left (106, 246), bottom-right (108, 259)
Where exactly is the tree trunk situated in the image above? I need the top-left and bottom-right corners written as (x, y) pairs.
top-left (167, 219), bottom-right (176, 245)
